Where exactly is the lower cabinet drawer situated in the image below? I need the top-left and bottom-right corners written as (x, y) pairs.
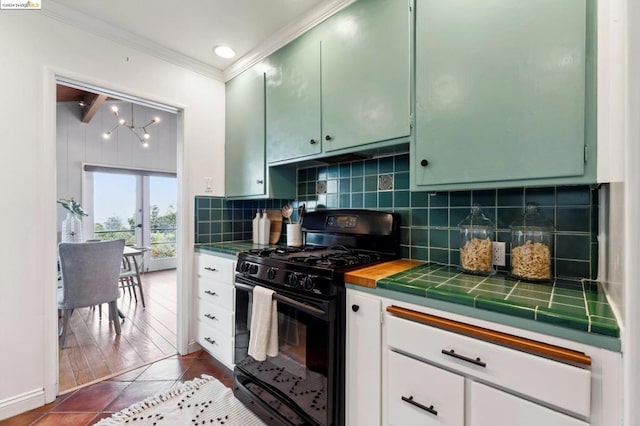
top-left (197, 320), bottom-right (234, 367)
top-left (387, 350), bottom-right (464, 426)
top-left (386, 314), bottom-right (591, 418)
top-left (197, 276), bottom-right (234, 308)
top-left (195, 253), bottom-right (235, 283)
top-left (197, 297), bottom-right (234, 335)
top-left (469, 381), bottom-right (588, 426)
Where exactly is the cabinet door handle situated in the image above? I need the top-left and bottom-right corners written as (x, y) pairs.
top-left (351, 304), bottom-right (360, 312)
top-left (204, 313), bottom-right (217, 320)
top-left (204, 337), bottom-right (216, 345)
top-left (441, 349), bottom-right (486, 367)
top-left (420, 159), bottom-right (429, 167)
top-left (325, 134), bottom-right (332, 141)
top-left (204, 290), bottom-right (217, 296)
top-left (309, 139), bottom-right (317, 145)
top-left (256, 179), bottom-right (264, 184)
top-left (204, 267), bottom-right (218, 272)
top-left (401, 396), bottom-right (438, 416)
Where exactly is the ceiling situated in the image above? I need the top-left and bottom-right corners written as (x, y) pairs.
top-left (47, 0), bottom-right (351, 78)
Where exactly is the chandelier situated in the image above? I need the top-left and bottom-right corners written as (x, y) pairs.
top-left (102, 104), bottom-right (159, 148)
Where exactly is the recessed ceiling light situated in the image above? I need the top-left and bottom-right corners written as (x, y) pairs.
top-left (214, 45), bottom-right (236, 59)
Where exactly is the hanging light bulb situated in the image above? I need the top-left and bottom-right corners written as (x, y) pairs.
top-left (102, 103), bottom-right (160, 147)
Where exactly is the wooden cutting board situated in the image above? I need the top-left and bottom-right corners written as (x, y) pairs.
top-left (344, 259), bottom-right (424, 288)
top-left (266, 209), bottom-right (283, 244)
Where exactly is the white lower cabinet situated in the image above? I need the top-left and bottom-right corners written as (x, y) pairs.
top-left (194, 252), bottom-right (236, 369)
top-left (469, 381), bottom-right (588, 426)
top-left (346, 290), bottom-right (382, 426)
top-left (344, 289), bottom-right (622, 426)
top-left (387, 350), bottom-right (464, 426)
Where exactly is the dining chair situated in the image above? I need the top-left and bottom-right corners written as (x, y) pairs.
top-left (119, 246), bottom-right (149, 308)
top-left (57, 239), bottom-right (125, 348)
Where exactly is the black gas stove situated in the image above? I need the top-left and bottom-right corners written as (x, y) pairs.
top-left (233, 209), bottom-right (400, 426)
top-left (236, 245), bottom-right (393, 298)
top-left (236, 209), bottom-right (399, 296)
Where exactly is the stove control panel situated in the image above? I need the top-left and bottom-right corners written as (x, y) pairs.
top-left (236, 259), bottom-right (332, 296)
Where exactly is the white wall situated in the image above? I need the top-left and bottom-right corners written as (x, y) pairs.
top-left (0, 12), bottom-right (224, 419)
top-left (624, 0), bottom-right (640, 424)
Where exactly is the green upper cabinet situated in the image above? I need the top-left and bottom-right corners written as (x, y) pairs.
top-left (320, 0), bottom-right (411, 152)
top-left (225, 64), bottom-right (296, 199)
top-left (265, 35), bottom-right (322, 163)
top-left (414, 0), bottom-right (592, 189)
top-left (225, 65), bottom-right (266, 198)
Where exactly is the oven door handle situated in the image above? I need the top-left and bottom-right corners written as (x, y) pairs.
top-left (235, 282), bottom-right (327, 316)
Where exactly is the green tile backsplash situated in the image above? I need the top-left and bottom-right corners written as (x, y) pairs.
top-left (195, 153), bottom-right (598, 280)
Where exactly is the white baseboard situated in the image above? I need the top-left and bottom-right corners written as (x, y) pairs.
top-left (0, 388), bottom-right (45, 421)
top-left (187, 340), bottom-right (202, 355)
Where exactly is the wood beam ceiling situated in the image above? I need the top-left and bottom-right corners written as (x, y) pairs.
top-left (81, 93), bottom-right (107, 123)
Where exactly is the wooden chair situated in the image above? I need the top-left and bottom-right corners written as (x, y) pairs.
top-left (57, 239), bottom-right (125, 348)
top-left (119, 246), bottom-right (148, 308)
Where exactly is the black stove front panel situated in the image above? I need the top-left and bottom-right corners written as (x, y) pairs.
top-left (236, 253), bottom-right (337, 297)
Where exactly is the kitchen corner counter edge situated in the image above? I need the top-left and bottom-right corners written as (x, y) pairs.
top-left (345, 261), bottom-right (621, 352)
top-left (195, 241), bottom-right (272, 258)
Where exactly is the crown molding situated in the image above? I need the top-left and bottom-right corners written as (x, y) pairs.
top-left (43, 1), bottom-right (226, 81)
top-left (223, 0), bottom-right (356, 81)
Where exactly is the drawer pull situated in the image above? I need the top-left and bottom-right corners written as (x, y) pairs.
top-left (204, 267), bottom-right (218, 272)
top-left (401, 396), bottom-right (438, 416)
top-left (204, 290), bottom-right (217, 296)
top-left (204, 313), bottom-right (217, 321)
top-left (442, 349), bottom-right (486, 368)
top-left (204, 337), bottom-right (217, 345)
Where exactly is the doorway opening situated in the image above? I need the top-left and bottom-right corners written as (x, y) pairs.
top-left (56, 80), bottom-right (180, 393)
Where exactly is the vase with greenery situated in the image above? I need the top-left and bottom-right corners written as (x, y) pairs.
top-left (58, 197), bottom-right (88, 243)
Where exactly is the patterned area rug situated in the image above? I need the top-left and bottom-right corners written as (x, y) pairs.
top-left (95, 375), bottom-right (266, 426)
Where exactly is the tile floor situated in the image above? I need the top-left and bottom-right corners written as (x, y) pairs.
top-left (0, 350), bottom-right (232, 426)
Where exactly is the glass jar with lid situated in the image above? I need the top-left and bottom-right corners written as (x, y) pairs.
top-left (510, 203), bottom-right (554, 282)
top-left (458, 204), bottom-right (495, 275)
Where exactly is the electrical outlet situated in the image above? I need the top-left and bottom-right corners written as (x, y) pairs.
top-left (492, 241), bottom-right (506, 266)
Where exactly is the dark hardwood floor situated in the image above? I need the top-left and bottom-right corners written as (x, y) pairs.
top-left (58, 269), bottom-right (177, 393)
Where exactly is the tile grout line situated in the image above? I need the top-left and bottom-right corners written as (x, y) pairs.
top-left (548, 280), bottom-right (557, 309)
top-left (504, 280), bottom-right (520, 301)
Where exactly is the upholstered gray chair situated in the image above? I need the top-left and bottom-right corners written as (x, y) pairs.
top-left (57, 239), bottom-right (125, 348)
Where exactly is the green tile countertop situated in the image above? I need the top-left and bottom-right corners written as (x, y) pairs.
top-left (370, 263), bottom-right (620, 351)
top-left (195, 241), bottom-right (273, 257)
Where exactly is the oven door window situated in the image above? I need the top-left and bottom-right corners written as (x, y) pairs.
top-left (235, 284), bottom-right (334, 425)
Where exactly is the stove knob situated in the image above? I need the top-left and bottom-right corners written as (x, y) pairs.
top-left (241, 262), bottom-right (250, 273)
top-left (249, 264), bottom-right (259, 275)
top-left (267, 268), bottom-right (277, 280)
top-left (301, 275), bottom-right (315, 291)
top-left (288, 273), bottom-right (300, 287)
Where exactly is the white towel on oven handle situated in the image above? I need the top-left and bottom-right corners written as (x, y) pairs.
top-left (248, 285), bottom-right (279, 361)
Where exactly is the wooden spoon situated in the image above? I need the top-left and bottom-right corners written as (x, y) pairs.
top-left (281, 204), bottom-right (293, 224)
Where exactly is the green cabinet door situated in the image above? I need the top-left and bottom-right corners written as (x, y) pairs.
top-left (321, 0), bottom-right (411, 152)
top-left (265, 35), bottom-right (322, 163)
top-left (225, 66), bottom-right (266, 198)
top-left (415, 0), bottom-right (587, 187)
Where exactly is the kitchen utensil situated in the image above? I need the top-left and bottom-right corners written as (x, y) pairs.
top-left (281, 204), bottom-right (293, 225)
top-left (298, 203), bottom-right (305, 224)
